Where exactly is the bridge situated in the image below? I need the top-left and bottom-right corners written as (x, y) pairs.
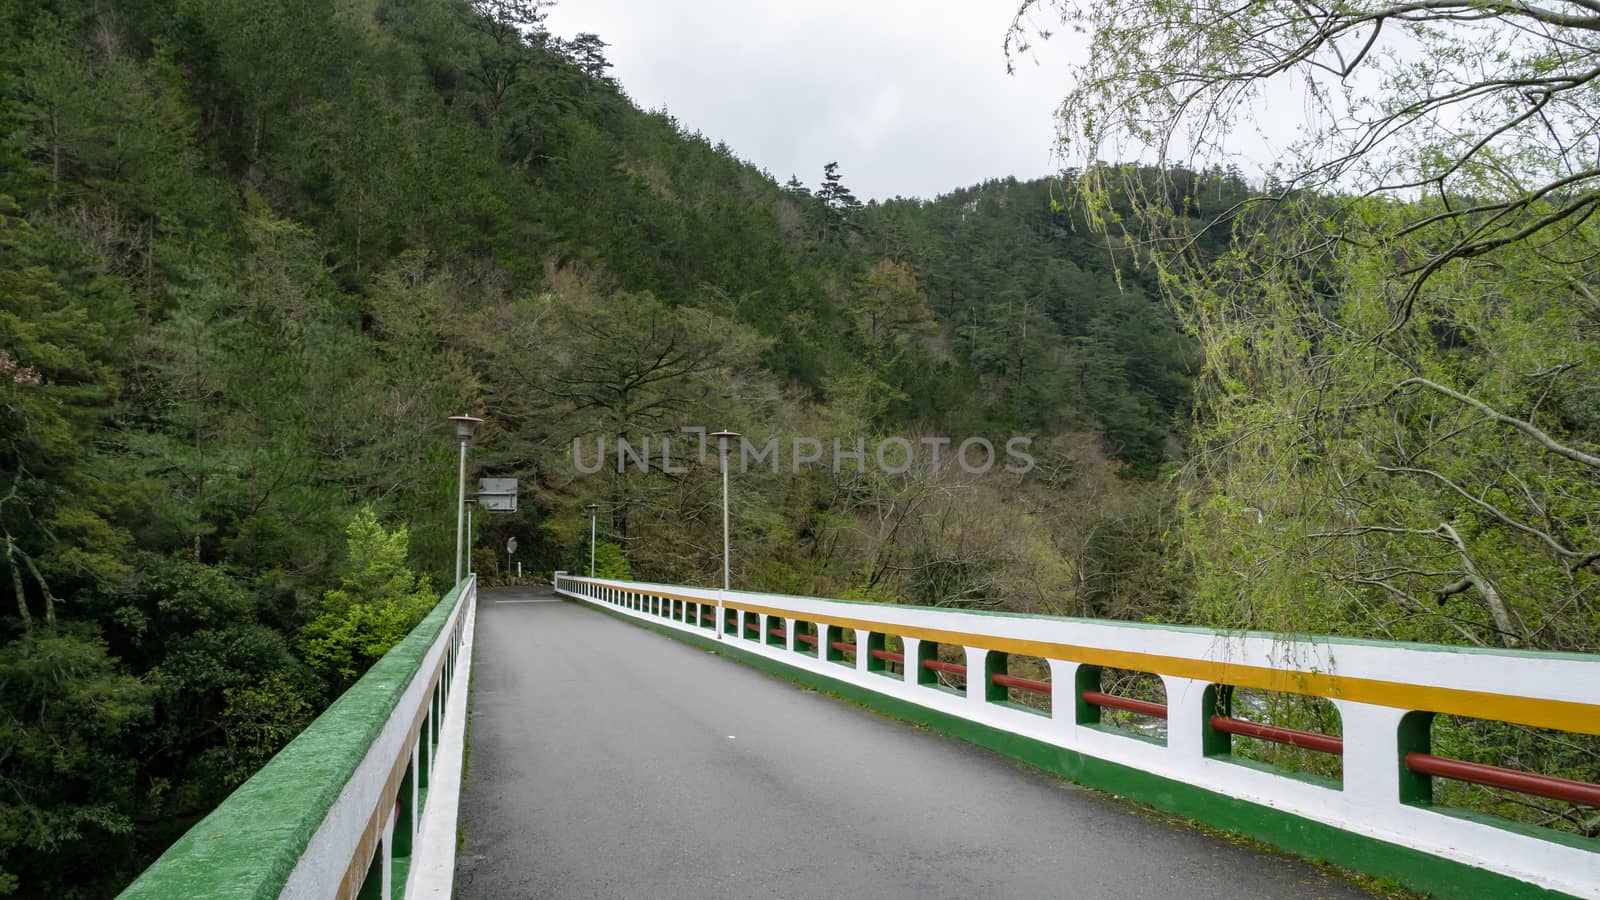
top-left (120, 573), bottom-right (1600, 898)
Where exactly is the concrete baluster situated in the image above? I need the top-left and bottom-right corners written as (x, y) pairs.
top-left (1045, 659), bottom-right (1082, 743)
top-left (1161, 675), bottom-right (1215, 758)
top-left (419, 703), bottom-right (432, 789)
top-left (392, 744), bottom-right (418, 859)
top-left (362, 809), bottom-right (394, 900)
top-left (966, 647), bottom-right (990, 710)
top-left (1335, 701), bottom-right (1416, 812)
top-left (901, 637), bottom-right (922, 686)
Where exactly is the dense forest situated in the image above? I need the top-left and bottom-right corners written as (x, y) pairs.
top-left (1, 0), bottom-right (1595, 894)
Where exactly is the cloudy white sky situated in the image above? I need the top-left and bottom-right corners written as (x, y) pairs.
top-left (543, 1), bottom-right (1080, 201)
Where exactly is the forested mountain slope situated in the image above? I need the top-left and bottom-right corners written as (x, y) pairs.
top-left (0, 0), bottom-right (1198, 894)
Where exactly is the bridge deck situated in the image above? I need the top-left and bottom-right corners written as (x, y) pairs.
top-left (456, 587), bottom-right (1374, 899)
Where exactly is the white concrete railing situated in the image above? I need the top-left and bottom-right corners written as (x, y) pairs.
top-left (554, 572), bottom-right (1600, 898)
top-left (285, 575), bottom-right (477, 899)
top-left (121, 576), bottom-right (477, 900)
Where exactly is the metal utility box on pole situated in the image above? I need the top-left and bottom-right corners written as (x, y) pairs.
top-left (477, 478), bottom-right (518, 512)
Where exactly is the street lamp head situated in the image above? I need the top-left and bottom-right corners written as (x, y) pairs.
top-left (710, 430), bottom-right (741, 450)
top-left (447, 415), bottom-right (483, 440)
top-left (586, 502), bottom-right (599, 514)
top-left (464, 497), bottom-right (477, 505)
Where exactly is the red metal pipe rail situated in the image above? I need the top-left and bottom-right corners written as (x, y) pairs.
top-left (1082, 690), bottom-right (1168, 719)
top-left (769, 627), bottom-right (787, 640)
top-left (1210, 716), bottom-right (1343, 755)
top-left (830, 641), bottom-right (857, 654)
top-left (795, 633), bottom-right (819, 645)
top-left (870, 650), bottom-right (904, 664)
top-left (1406, 753), bottom-right (1600, 807)
top-left (922, 659), bottom-right (968, 677)
top-left (992, 673), bottom-right (1052, 694)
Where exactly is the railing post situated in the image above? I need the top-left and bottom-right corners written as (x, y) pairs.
top-left (1336, 701), bottom-right (1418, 810)
top-left (1161, 675), bottom-right (1213, 758)
top-left (966, 647), bottom-right (990, 708)
top-left (419, 700), bottom-right (432, 789)
top-left (1046, 659), bottom-right (1083, 740)
top-left (392, 746), bottom-right (418, 859)
top-left (902, 637), bottom-right (922, 686)
top-left (379, 811), bottom-right (396, 899)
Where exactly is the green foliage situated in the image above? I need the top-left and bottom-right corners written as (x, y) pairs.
top-left (862, 178), bottom-right (1197, 472)
top-left (0, 195), bottom-right (132, 630)
top-left (1174, 202), bottom-right (1600, 653)
top-left (590, 541), bottom-right (630, 580)
top-left (207, 672), bottom-right (316, 789)
top-left (1021, 0), bottom-right (1600, 835)
top-left (299, 509), bottom-right (434, 687)
top-left (0, 628), bottom-right (153, 899)
top-left (471, 547), bottom-right (501, 577)
top-left (841, 575), bottom-right (902, 605)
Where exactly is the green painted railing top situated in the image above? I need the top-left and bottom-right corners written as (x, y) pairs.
top-left (117, 579), bottom-right (469, 900)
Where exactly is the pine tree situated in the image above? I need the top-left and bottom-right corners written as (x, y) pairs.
top-left (564, 33), bottom-right (613, 82)
top-left (814, 161), bottom-right (861, 241)
top-left (471, 0), bottom-right (555, 46)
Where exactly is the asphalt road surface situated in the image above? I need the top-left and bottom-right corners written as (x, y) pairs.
top-left (456, 586), bottom-right (1374, 900)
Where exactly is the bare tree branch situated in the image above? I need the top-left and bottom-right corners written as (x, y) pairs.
top-left (1398, 377), bottom-right (1600, 470)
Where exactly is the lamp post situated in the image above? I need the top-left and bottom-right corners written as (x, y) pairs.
top-left (464, 498), bottom-right (477, 577)
top-left (709, 432), bottom-right (740, 590)
top-left (447, 415), bottom-right (482, 585)
top-left (586, 502), bottom-right (600, 577)
top-left (710, 431), bottom-right (739, 638)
